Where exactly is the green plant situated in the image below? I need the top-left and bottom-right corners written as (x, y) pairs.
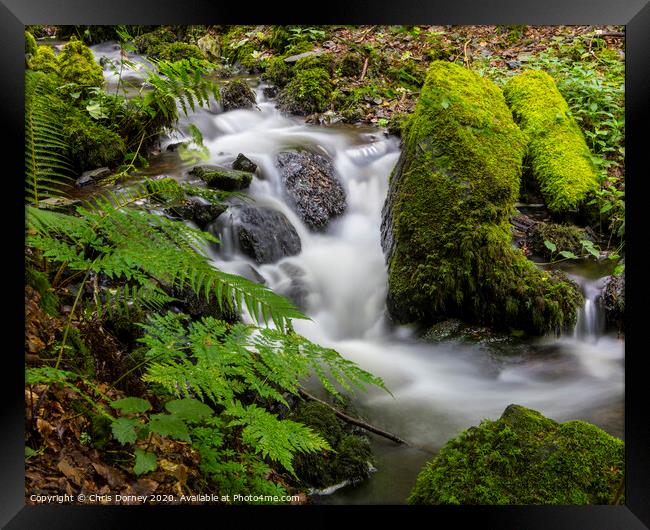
top-left (25, 71), bottom-right (74, 206)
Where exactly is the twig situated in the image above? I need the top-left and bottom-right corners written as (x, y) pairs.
top-left (298, 388), bottom-right (408, 445)
top-left (359, 56), bottom-right (369, 81)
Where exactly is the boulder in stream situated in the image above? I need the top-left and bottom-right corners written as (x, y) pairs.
top-left (380, 61), bottom-right (582, 335)
top-left (208, 205), bottom-right (301, 264)
top-left (232, 153), bottom-right (258, 174)
top-left (601, 271), bottom-right (624, 334)
top-left (75, 167), bottom-right (112, 187)
top-left (189, 165), bottom-right (253, 191)
top-left (409, 404), bottom-right (625, 505)
top-left (220, 79), bottom-right (257, 111)
top-left (164, 198), bottom-right (226, 229)
top-left (276, 150), bottom-right (346, 231)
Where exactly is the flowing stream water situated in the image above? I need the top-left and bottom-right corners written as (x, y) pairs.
top-left (92, 48), bottom-right (624, 504)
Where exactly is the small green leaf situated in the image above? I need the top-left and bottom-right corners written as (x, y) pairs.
top-left (111, 417), bottom-right (140, 445)
top-left (25, 446), bottom-right (38, 459)
top-left (165, 398), bottom-right (213, 423)
top-left (559, 250), bottom-right (578, 259)
top-left (440, 97), bottom-right (450, 109)
top-left (111, 397), bottom-right (151, 415)
top-left (134, 449), bottom-right (157, 476)
top-left (543, 240), bottom-right (557, 253)
top-left (86, 101), bottom-right (108, 120)
top-left (614, 263), bottom-right (625, 275)
top-left (148, 413), bottom-right (191, 441)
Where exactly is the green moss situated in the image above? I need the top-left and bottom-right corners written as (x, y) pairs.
top-left (154, 42), bottom-right (204, 62)
top-left (337, 52), bottom-right (363, 77)
top-left (278, 67), bottom-right (332, 115)
top-left (63, 109), bottom-right (126, 171)
top-left (25, 268), bottom-right (60, 316)
top-left (25, 31), bottom-right (37, 55)
top-left (527, 221), bottom-right (590, 260)
top-left (382, 61), bottom-right (582, 335)
top-left (408, 404), bottom-right (624, 505)
top-left (221, 26), bottom-right (260, 72)
top-left (144, 177), bottom-right (185, 203)
top-left (503, 70), bottom-right (599, 214)
top-left (290, 401), bottom-right (373, 489)
top-left (133, 27), bottom-right (177, 56)
top-left (284, 40), bottom-right (314, 56)
top-left (294, 53), bottom-right (334, 74)
top-left (262, 57), bottom-right (293, 87)
top-left (269, 26), bottom-right (291, 54)
top-left (29, 46), bottom-right (59, 77)
top-left (57, 37), bottom-right (104, 90)
top-left (189, 166), bottom-right (252, 191)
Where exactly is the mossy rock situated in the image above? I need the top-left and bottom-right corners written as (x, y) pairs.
top-left (63, 110), bottom-right (126, 171)
top-left (277, 67), bottom-right (332, 115)
top-left (262, 56), bottom-right (293, 88)
top-left (409, 404), bottom-right (625, 505)
top-left (294, 53), bottom-right (334, 74)
top-left (290, 401), bottom-right (373, 489)
top-left (133, 27), bottom-right (177, 56)
top-left (144, 177), bottom-right (186, 203)
top-left (220, 79), bottom-right (257, 111)
top-left (527, 221), bottom-right (591, 260)
top-left (381, 61), bottom-right (582, 335)
top-left (189, 165), bottom-right (253, 191)
top-left (503, 70), bottom-right (599, 215)
top-left (57, 37), bottom-right (104, 90)
top-left (337, 52), bottom-right (364, 77)
top-left (601, 271), bottom-right (624, 334)
top-left (154, 42), bottom-right (204, 62)
top-left (25, 31), bottom-right (37, 55)
top-left (29, 45), bottom-right (60, 77)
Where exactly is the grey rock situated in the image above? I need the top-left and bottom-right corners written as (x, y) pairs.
top-left (276, 150), bottom-right (346, 231)
top-left (232, 153), bottom-right (258, 174)
top-left (75, 167), bottom-right (112, 187)
top-left (283, 50), bottom-right (324, 63)
top-left (220, 79), bottom-right (257, 111)
top-left (208, 205), bottom-right (301, 264)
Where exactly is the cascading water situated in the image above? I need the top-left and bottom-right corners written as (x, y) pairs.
top-left (96, 46), bottom-right (623, 503)
top-left (571, 275), bottom-right (608, 342)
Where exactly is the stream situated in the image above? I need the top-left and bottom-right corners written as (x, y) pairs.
top-left (93, 46), bottom-right (625, 505)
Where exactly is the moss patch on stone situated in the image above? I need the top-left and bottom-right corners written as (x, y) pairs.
top-left (408, 404), bottom-right (624, 505)
top-left (503, 70), bottom-right (599, 214)
top-left (189, 166), bottom-right (253, 191)
top-left (290, 401), bottom-right (373, 489)
top-left (381, 61), bottom-right (582, 335)
top-left (527, 221), bottom-right (591, 260)
top-left (277, 67), bottom-right (332, 115)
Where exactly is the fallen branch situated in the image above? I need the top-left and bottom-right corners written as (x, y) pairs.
top-left (298, 388), bottom-right (408, 445)
top-left (359, 56), bottom-right (369, 81)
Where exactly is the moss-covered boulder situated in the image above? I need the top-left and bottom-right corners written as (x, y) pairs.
top-left (408, 404), bottom-right (624, 505)
top-left (189, 165), bottom-right (253, 191)
top-left (527, 221), bottom-right (592, 260)
top-left (277, 68), bottom-right (332, 115)
top-left (503, 70), bottom-right (599, 214)
top-left (220, 79), bottom-right (257, 111)
top-left (25, 31), bottom-right (37, 55)
top-left (290, 401), bottom-right (373, 489)
top-left (381, 61), bottom-right (582, 335)
top-left (57, 37), bottom-right (104, 90)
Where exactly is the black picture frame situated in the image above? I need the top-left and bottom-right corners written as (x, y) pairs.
top-left (3, 1), bottom-right (648, 527)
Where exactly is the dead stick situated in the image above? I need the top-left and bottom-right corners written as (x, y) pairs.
top-left (359, 57), bottom-right (369, 81)
top-left (298, 388), bottom-right (408, 445)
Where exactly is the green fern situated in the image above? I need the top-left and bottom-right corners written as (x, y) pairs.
top-left (140, 313), bottom-right (387, 405)
top-left (25, 72), bottom-right (75, 206)
top-left (26, 181), bottom-right (305, 328)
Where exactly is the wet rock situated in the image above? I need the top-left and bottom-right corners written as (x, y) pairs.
top-left (601, 271), bottom-right (624, 333)
top-left (208, 205), bottom-right (301, 264)
top-left (75, 167), bottom-right (112, 187)
top-left (262, 86), bottom-right (278, 99)
top-left (232, 153), bottom-right (257, 174)
top-left (164, 198), bottom-right (226, 229)
top-left (189, 165), bottom-right (253, 191)
top-left (219, 79), bottom-right (257, 111)
top-left (278, 262), bottom-right (310, 308)
top-left (276, 150), bottom-right (346, 231)
top-left (409, 404), bottom-right (625, 505)
top-left (40, 197), bottom-right (83, 214)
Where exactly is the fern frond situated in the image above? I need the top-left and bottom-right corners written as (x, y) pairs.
top-left (225, 401), bottom-right (330, 475)
top-left (25, 72), bottom-right (74, 206)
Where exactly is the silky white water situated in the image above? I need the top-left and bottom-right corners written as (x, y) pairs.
top-left (121, 67), bottom-right (624, 502)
